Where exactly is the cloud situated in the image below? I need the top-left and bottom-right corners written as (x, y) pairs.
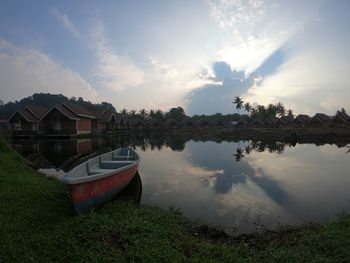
top-left (92, 20), bottom-right (145, 91)
top-left (186, 61), bottom-right (261, 115)
top-left (148, 56), bottom-right (178, 79)
top-left (209, 0), bottom-right (265, 29)
top-left (0, 38), bottom-right (99, 103)
top-left (51, 8), bottom-right (80, 39)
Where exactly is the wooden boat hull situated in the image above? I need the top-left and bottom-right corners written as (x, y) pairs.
top-left (68, 164), bottom-right (138, 213)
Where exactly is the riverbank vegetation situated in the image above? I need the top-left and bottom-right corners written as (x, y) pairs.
top-left (1, 136), bottom-right (350, 262)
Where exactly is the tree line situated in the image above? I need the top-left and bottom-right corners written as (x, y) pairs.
top-left (233, 96), bottom-right (293, 120)
top-left (0, 93), bottom-right (245, 123)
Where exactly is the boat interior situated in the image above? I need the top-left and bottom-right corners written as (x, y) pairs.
top-left (67, 148), bottom-right (138, 178)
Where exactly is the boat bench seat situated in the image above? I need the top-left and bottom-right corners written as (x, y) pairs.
top-left (100, 160), bottom-right (134, 169)
top-left (112, 156), bottom-right (136, 161)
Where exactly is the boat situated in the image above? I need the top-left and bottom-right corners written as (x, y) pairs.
top-left (61, 147), bottom-right (140, 213)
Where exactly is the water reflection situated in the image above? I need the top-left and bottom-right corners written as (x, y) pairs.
top-left (11, 133), bottom-right (350, 234)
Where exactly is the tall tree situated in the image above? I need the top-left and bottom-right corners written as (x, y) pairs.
top-left (166, 107), bottom-right (186, 121)
top-left (139, 109), bottom-right (148, 120)
top-left (276, 102), bottom-right (286, 117)
top-left (244, 102), bottom-right (252, 115)
top-left (233, 96), bottom-right (244, 114)
top-left (121, 109), bottom-right (128, 116)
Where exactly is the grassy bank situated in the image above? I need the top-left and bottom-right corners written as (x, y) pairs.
top-left (1, 137), bottom-right (350, 262)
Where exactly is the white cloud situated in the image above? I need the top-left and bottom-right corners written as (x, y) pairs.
top-left (209, 0), bottom-right (266, 29)
top-left (92, 20), bottom-right (145, 91)
top-left (207, 0), bottom-right (321, 74)
top-left (0, 38), bottom-right (99, 103)
top-left (148, 56), bottom-right (178, 79)
top-left (51, 8), bottom-right (80, 39)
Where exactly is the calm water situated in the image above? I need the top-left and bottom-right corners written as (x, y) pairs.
top-left (12, 133), bottom-right (350, 234)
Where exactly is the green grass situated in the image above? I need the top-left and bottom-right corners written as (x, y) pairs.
top-left (1, 137), bottom-right (350, 262)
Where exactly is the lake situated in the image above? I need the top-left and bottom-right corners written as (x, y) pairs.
top-left (12, 133), bottom-right (350, 234)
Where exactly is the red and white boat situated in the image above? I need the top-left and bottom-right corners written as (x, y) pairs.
top-left (61, 148), bottom-right (140, 213)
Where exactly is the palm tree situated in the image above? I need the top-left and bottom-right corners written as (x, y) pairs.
top-left (129, 110), bottom-right (136, 117)
top-left (233, 96), bottom-right (244, 114)
top-left (121, 109), bottom-right (128, 116)
top-left (287, 109), bottom-right (293, 117)
top-left (234, 148), bottom-right (244, 161)
top-left (276, 102), bottom-right (286, 117)
top-left (244, 102), bottom-right (252, 115)
top-left (139, 109), bottom-right (148, 120)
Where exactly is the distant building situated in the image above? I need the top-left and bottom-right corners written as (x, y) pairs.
top-left (210, 119), bottom-right (226, 127)
top-left (8, 106), bottom-right (48, 136)
top-left (331, 111), bottom-right (350, 127)
top-left (164, 118), bottom-right (181, 129)
top-left (181, 118), bottom-right (196, 128)
top-left (293, 114), bottom-right (311, 127)
top-left (130, 118), bottom-right (146, 130)
top-left (40, 102), bottom-right (95, 136)
top-left (196, 119), bottom-right (210, 127)
top-left (148, 119), bottom-right (163, 130)
top-left (310, 113), bottom-right (330, 127)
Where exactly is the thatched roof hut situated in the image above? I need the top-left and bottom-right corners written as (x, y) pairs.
top-left (181, 118), bottom-right (196, 128)
top-left (263, 117), bottom-right (277, 128)
top-left (210, 119), bottom-right (226, 127)
top-left (310, 113), bottom-right (330, 127)
top-left (115, 115), bottom-right (128, 129)
top-left (331, 111), bottom-right (350, 127)
top-left (234, 119), bottom-right (248, 128)
top-left (91, 110), bottom-right (118, 132)
top-left (8, 106), bottom-right (49, 134)
top-left (275, 115), bottom-right (294, 127)
top-left (196, 119), bottom-right (210, 127)
top-left (250, 118), bottom-right (264, 128)
top-left (130, 118), bottom-right (146, 130)
top-left (293, 114), bottom-right (311, 126)
top-left (164, 118), bottom-right (180, 129)
top-left (148, 119), bottom-right (163, 130)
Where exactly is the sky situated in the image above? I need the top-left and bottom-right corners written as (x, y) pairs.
top-left (0, 0), bottom-right (349, 115)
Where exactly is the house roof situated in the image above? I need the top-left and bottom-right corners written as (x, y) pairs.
top-left (181, 118), bottom-right (195, 125)
top-left (90, 109), bottom-right (105, 119)
top-left (8, 108), bottom-right (37, 123)
top-left (333, 111), bottom-right (350, 122)
top-left (196, 119), bottom-right (209, 125)
top-left (263, 117), bottom-right (277, 124)
top-left (294, 114), bottom-right (311, 123)
top-left (130, 118), bottom-right (145, 125)
top-left (210, 119), bottom-right (225, 125)
top-left (25, 106), bottom-right (49, 119)
top-left (62, 102), bottom-right (95, 118)
top-left (40, 104), bottom-right (80, 120)
top-left (164, 118), bottom-right (179, 126)
top-left (100, 111), bottom-right (114, 122)
top-left (312, 113), bottom-right (330, 122)
top-left (149, 119), bottom-right (162, 125)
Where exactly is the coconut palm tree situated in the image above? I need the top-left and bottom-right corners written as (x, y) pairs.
top-left (233, 96), bottom-right (244, 114)
top-left (129, 110), bottom-right (136, 117)
top-left (276, 102), bottom-right (286, 117)
top-left (234, 148), bottom-right (244, 161)
top-left (139, 109), bottom-right (148, 120)
top-left (267, 103), bottom-right (277, 117)
top-left (244, 102), bottom-right (252, 115)
top-left (121, 109), bottom-right (128, 116)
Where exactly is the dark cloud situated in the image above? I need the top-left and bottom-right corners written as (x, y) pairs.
top-left (186, 48), bottom-right (286, 116)
top-left (187, 70), bottom-right (258, 115)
